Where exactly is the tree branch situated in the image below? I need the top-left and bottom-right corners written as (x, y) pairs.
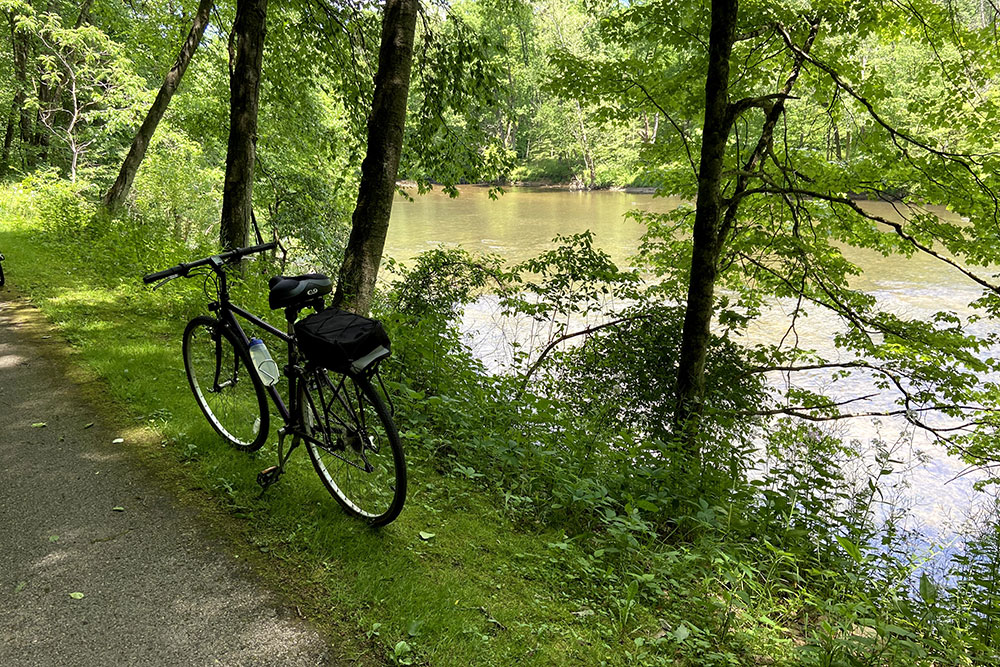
top-left (515, 314), bottom-right (653, 400)
top-left (622, 78), bottom-right (698, 180)
top-left (775, 21), bottom-right (1000, 222)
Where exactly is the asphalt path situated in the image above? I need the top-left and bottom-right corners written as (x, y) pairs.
top-left (0, 294), bottom-right (335, 666)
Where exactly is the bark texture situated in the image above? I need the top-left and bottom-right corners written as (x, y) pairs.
top-left (3, 12), bottom-right (31, 170)
top-left (672, 4), bottom-right (817, 452)
top-left (673, 0), bottom-right (738, 441)
top-left (332, 0), bottom-right (419, 315)
top-left (220, 0), bottom-right (267, 251)
top-left (103, 0), bottom-right (213, 213)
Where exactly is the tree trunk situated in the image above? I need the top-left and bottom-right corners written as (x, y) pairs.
top-left (331, 0), bottom-right (418, 315)
top-left (3, 13), bottom-right (24, 171)
top-left (1, 112), bottom-right (14, 171)
top-left (220, 0), bottom-right (267, 251)
top-left (9, 11), bottom-right (30, 157)
top-left (573, 100), bottom-right (596, 188)
top-left (673, 0), bottom-right (738, 444)
top-left (103, 0), bottom-right (213, 213)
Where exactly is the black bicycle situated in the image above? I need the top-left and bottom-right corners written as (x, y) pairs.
top-left (0, 251), bottom-right (5, 288)
top-left (143, 242), bottom-right (406, 526)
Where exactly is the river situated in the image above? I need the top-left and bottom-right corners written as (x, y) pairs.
top-left (387, 186), bottom-right (992, 543)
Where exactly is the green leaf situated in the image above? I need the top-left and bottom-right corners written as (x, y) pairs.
top-left (31, 422), bottom-right (46, 428)
top-left (49, 535), bottom-right (59, 542)
top-left (836, 535), bottom-right (864, 564)
top-left (393, 640), bottom-right (411, 655)
top-left (112, 506), bottom-right (125, 512)
top-left (69, 592), bottom-right (84, 600)
top-left (673, 624), bottom-right (690, 642)
top-left (884, 624), bottom-right (917, 639)
top-left (919, 573), bottom-right (937, 604)
top-left (83, 422), bottom-right (94, 429)
top-left (635, 499), bottom-right (659, 512)
top-left (418, 531), bottom-right (435, 541)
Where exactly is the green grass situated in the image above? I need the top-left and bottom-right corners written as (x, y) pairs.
top-left (0, 204), bottom-right (656, 666)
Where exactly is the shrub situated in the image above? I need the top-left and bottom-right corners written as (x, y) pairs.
top-left (508, 158), bottom-right (578, 184)
top-left (21, 169), bottom-right (97, 237)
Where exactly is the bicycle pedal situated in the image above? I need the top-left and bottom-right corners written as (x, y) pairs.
top-left (256, 465), bottom-right (282, 489)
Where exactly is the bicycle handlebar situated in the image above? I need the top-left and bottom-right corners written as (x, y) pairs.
top-left (142, 242), bottom-right (277, 284)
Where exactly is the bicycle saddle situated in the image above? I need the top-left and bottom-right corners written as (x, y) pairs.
top-left (268, 273), bottom-right (332, 309)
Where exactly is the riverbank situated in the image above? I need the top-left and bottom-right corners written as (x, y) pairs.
top-left (3, 175), bottom-right (996, 666)
top-left (0, 186), bottom-right (676, 666)
top-left (397, 179), bottom-right (659, 194)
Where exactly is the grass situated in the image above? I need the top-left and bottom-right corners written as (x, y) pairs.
top-left (0, 200), bottom-right (656, 666)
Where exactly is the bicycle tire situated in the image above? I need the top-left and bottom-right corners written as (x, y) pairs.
top-left (183, 316), bottom-right (269, 452)
top-left (303, 370), bottom-right (406, 526)
top-left (0, 258), bottom-right (5, 288)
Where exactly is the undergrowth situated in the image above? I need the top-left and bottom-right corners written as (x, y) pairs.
top-left (3, 176), bottom-right (1000, 666)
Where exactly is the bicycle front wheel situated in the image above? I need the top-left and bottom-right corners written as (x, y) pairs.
top-left (183, 316), bottom-right (269, 452)
top-left (303, 370), bottom-right (406, 526)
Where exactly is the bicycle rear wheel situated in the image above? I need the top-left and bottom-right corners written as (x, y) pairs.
top-left (183, 316), bottom-right (269, 452)
top-left (303, 370), bottom-right (406, 526)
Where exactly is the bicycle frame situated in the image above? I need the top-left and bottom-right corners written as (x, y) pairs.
top-left (204, 258), bottom-right (298, 425)
top-left (146, 244), bottom-right (405, 522)
top-left (203, 260), bottom-right (363, 470)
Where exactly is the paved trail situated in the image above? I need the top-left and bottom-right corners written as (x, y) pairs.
top-left (0, 295), bottom-right (335, 666)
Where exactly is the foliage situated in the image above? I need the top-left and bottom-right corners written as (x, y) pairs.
top-left (376, 239), bottom-right (1000, 664)
top-left (507, 158), bottom-right (576, 184)
top-left (6, 0), bottom-right (1000, 664)
top-left (129, 128), bottom-right (224, 252)
top-left (402, 1), bottom-right (514, 193)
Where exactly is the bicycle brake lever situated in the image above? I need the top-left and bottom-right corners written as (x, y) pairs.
top-left (152, 274), bottom-right (183, 291)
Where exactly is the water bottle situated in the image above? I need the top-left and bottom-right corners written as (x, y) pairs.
top-left (248, 338), bottom-right (279, 386)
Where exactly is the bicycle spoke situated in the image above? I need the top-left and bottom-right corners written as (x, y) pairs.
top-left (303, 370), bottom-right (405, 525)
top-left (184, 318), bottom-right (268, 451)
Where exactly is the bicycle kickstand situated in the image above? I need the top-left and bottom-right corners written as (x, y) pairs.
top-left (256, 428), bottom-right (301, 496)
top-left (257, 430), bottom-right (287, 495)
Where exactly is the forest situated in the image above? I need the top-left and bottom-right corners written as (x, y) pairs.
top-left (3, 0), bottom-right (1000, 664)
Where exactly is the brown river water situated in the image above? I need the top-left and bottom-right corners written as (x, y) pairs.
top-left (387, 186), bottom-right (993, 541)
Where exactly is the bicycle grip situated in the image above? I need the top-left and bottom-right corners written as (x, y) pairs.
top-left (143, 266), bottom-right (179, 284)
top-left (228, 241), bottom-right (277, 260)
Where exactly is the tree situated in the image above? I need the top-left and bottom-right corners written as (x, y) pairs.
top-left (332, 0), bottom-right (418, 315)
top-left (30, 10), bottom-right (138, 182)
top-left (220, 0), bottom-right (267, 251)
top-left (29, 0), bottom-right (94, 165)
top-left (671, 0), bottom-right (1000, 461)
top-left (102, 0), bottom-right (213, 213)
top-left (672, 0), bottom-right (741, 439)
top-left (2, 8), bottom-right (31, 171)
top-left (550, 0), bottom-right (1000, 467)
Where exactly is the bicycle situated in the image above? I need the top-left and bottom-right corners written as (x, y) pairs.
top-left (0, 251), bottom-right (5, 288)
top-left (143, 242), bottom-right (406, 526)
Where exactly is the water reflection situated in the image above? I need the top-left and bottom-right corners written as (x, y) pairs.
top-left (388, 185), bottom-right (675, 265)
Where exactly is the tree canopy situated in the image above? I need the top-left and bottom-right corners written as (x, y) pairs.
top-left (5, 1), bottom-right (1000, 662)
